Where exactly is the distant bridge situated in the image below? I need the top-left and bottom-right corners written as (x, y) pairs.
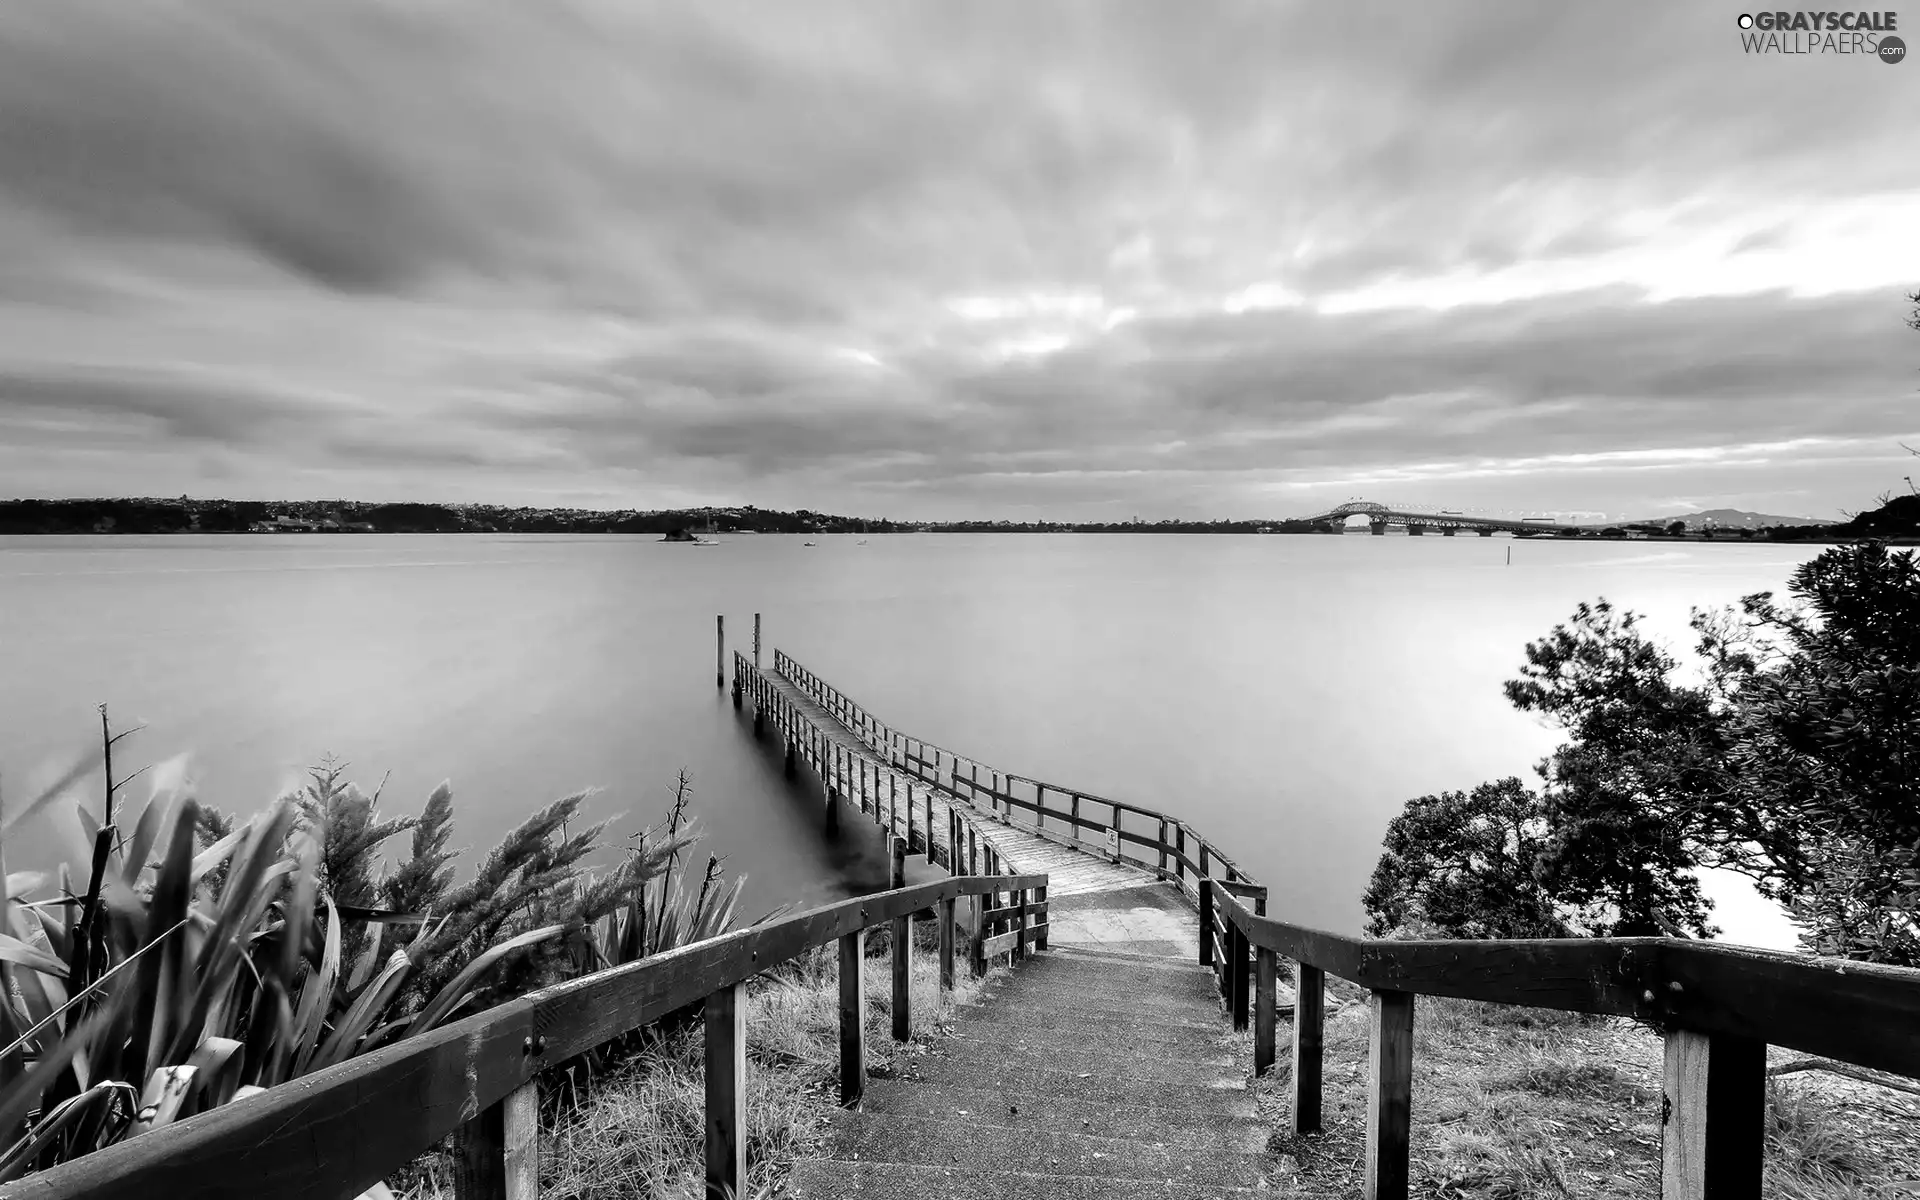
top-left (1296, 500), bottom-right (1587, 537)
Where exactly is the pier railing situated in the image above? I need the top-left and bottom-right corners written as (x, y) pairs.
top-left (735, 651), bottom-right (1045, 975)
top-left (1209, 886), bottom-right (1920, 1200)
top-left (769, 649), bottom-right (1257, 896)
top-left (1, 873), bottom-right (1048, 1200)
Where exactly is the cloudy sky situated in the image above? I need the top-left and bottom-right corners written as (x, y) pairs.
top-left (0, 2), bottom-right (1915, 522)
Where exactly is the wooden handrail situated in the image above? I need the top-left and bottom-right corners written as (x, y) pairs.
top-left (3, 873), bottom-right (1046, 1200)
top-left (738, 652), bottom-right (1026, 890)
top-left (1210, 887), bottom-right (1920, 1200)
top-left (761, 652), bottom-right (1259, 909)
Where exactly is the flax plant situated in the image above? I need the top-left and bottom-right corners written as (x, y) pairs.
top-left (0, 717), bottom-right (741, 1189)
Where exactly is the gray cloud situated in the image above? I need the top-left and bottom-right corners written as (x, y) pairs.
top-left (0, 1), bottom-right (1913, 517)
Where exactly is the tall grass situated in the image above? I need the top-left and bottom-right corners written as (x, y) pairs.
top-left (393, 925), bottom-right (991, 1199)
top-left (0, 716), bottom-right (749, 1190)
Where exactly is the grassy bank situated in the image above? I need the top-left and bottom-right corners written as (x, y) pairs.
top-left (391, 922), bottom-right (990, 1199)
top-left (1242, 976), bottom-right (1920, 1198)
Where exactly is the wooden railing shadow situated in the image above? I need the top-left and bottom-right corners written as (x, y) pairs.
top-left (1, 872), bottom-right (1049, 1200)
top-left (1206, 885), bottom-right (1920, 1200)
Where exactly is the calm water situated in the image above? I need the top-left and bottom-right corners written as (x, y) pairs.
top-left (0, 533), bottom-right (1823, 945)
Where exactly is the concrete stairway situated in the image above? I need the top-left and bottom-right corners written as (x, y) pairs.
top-left (785, 945), bottom-right (1269, 1198)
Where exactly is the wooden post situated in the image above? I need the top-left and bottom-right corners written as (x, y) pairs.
top-left (891, 840), bottom-right (911, 1041)
top-left (968, 827), bottom-right (978, 876)
top-left (1229, 913), bottom-right (1250, 1031)
top-left (890, 774), bottom-right (898, 834)
top-left (938, 897), bottom-right (957, 990)
top-left (1198, 878), bottom-right (1214, 966)
top-left (1175, 826), bottom-right (1187, 889)
top-left (1014, 885), bottom-right (1028, 962)
top-left (752, 612), bottom-right (761, 666)
top-left (969, 891), bottom-right (988, 978)
top-left (705, 983), bottom-right (745, 1199)
top-left (1034, 883), bottom-right (1048, 950)
top-left (714, 615), bottom-right (724, 689)
top-left (1365, 990), bottom-right (1415, 1200)
top-left (784, 737), bottom-right (796, 780)
top-left (838, 930), bottom-right (866, 1106)
top-left (1254, 945), bottom-right (1277, 1075)
top-left (453, 1080), bottom-right (538, 1200)
top-left (1662, 1031), bottom-right (1765, 1200)
top-left (825, 788), bottom-right (840, 835)
top-left (1294, 963), bottom-right (1325, 1134)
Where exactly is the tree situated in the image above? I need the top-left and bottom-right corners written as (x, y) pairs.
top-left (1503, 601), bottom-right (1727, 936)
top-left (1666, 520), bottom-right (1688, 536)
top-left (1694, 542), bottom-right (1920, 962)
top-left (1362, 778), bottom-right (1573, 939)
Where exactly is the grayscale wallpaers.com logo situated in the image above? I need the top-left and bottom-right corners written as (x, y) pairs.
top-left (1737, 10), bottom-right (1904, 60)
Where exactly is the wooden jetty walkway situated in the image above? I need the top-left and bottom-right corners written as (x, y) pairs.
top-left (12, 617), bottom-right (1920, 1200)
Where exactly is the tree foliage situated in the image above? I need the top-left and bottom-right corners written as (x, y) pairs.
top-left (1367, 540), bottom-right (1920, 962)
top-left (1362, 778), bottom-right (1570, 939)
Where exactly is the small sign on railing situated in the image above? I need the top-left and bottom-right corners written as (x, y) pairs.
top-left (1105, 827), bottom-right (1120, 862)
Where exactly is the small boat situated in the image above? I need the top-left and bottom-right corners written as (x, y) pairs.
top-left (856, 539), bottom-right (868, 545)
top-left (803, 541), bottom-right (817, 547)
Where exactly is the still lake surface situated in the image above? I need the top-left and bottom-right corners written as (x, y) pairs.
top-left (0, 532), bottom-right (1823, 946)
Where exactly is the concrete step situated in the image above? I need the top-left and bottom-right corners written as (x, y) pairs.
top-left (993, 955), bottom-right (1225, 999)
top-left (917, 1035), bottom-right (1237, 1087)
top-left (1041, 945), bottom-right (1215, 973)
top-left (854, 1079), bottom-right (1265, 1142)
top-left (784, 1159), bottom-right (1270, 1199)
top-left (824, 1111), bottom-right (1260, 1185)
top-left (971, 973), bottom-right (1226, 1021)
top-left (897, 1055), bottom-right (1246, 1108)
top-left (947, 1003), bottom-right (1238, 1051)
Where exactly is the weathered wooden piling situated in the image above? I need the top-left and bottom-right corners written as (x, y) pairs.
top-left (715, 615), bottom-right (725, 690)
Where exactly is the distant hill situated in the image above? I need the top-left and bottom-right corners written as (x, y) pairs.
top-left (1613, 508), bottom-right (1829, 529)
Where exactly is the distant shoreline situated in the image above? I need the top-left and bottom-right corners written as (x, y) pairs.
top-left (4, 527), bottom-right (1898, 545)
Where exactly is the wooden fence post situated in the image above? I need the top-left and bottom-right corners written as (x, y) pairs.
top-left (1034, 883), bottom-right (1048, 951)
top-left (1254, 945), bottom-right (1277, 1076)
top-left (1294, 963), bottom-right (1325, 1135)
top-left (969, 892), bottom-right (988, 978)
top-left (891, 840), bottom-right (911, 1042)
top-left (1198, 878), bottom-right (1214, 967)
top-left (1229, 913), bottom-right (1250, 1031)
top-left (704, 983), bottom-right (746, 1198)
top-left (1014, 885), bottom-right (1028, 962)
top-left (1662, 1030), bottom-right (1765, 1200)
top-left (453, 1080), bottom-right (538, 1200)
top-left (1158, 818), bottom-right (1169, 877)
top-left (1365, 990), bottom-right (1414, 1200)
top-left (839, 930), bottom-right (866, 1107)
top-left (714, 615), bottom-right (724, 690)
top-left (938, 897), bottom-right (957, 991)
top-left (752, 612), bottom-right (760, 666)
top-left (924, 792), bottom-right (935, 862)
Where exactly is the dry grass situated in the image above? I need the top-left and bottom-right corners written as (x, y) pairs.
top-left (391, 922), bottom-right (990, 1199)
top-left (1245, 982), bottom-right (1920, 1199)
